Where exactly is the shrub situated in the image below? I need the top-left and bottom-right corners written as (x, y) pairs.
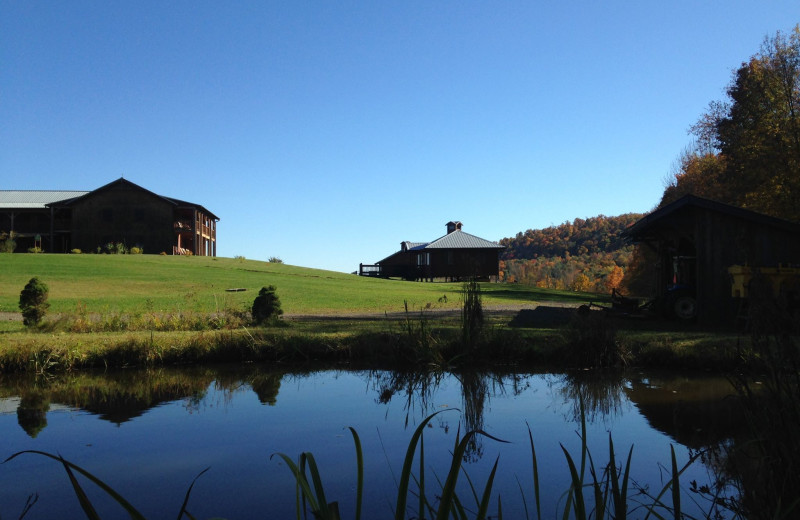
top-left (19, 277), bottom-right (50, 327)
top-left (130, 246), bottom-right (143, 254)
top-left (70, 249), bottom-right (82, 254)
top-left (0, 230), bottom-right (16, 253)
top-left (252, 285), bottom-right (283, 325)
top-left (183, 250), bottom-right (193, 257)
top-left (267, 256), bottom-right (283, 264)
top-left (27, 247), bottom-right (44, 254)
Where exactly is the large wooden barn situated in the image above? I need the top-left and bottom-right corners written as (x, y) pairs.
top-left (360, 221), bottom-right (504, 281)
top-left (0, 178), bottom-right (218, 256)
top-left (623, 195), bottom-right (800, 326)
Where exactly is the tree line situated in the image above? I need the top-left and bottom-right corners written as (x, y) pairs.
top-left (499, 214), bottom-right (642, 292)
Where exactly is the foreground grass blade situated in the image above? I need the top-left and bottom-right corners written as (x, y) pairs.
top-left (560, 445), bottom-right (586, 520)
top-left (525, 423), bottom-right (541, 520)
top-left (475, 456), bottom-right (500, 520)
top-left (608, 434), bottom-right (633, 520)
top-left (176, 467), bottom-right (210, 520)
top-left (418, 432), bottom-right (425, 519)
top-left (670, 445), bottom-right (680, 520)
top-left (394, 410), bottom-right (449, 520)
top-left (271, 453), bottom-right (321, 513)
top-left (642, 446), bottom-right (700, 520)
top-left (347, 427), bottom-right (364, 520)
top-left (303, 452), bottom-right (332, 518)
top-left (4, 450), bottom-right (147, 520)
top-left (435, 430), bottom-right (508, 520)
top-left (61, 458), bottom-right (100, 520)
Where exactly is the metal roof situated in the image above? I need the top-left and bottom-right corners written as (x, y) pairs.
top-left (0, 191), bottom-right (89, 209)
top-left (1, 179), bottom-right (219, 220)
top-left (423, 229), bottom-right (503, 249)
top-left (623, 194), bottom-right (800, 240)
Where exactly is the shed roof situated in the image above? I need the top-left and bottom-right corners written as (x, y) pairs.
top-left (623, 194), bottom-right (800, 240)
top-left (423, 229), bottom-right (504, 249)
top-left (0, 191), bottom-right (89, 209)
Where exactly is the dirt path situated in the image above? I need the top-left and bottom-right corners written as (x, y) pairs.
top-left (0, 302), bottom-right (583, 326)
top-left (0, 311), bottom-right (21, 322)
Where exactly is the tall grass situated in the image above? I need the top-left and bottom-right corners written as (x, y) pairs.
top-left (461, 278), bottom-right (484, 350)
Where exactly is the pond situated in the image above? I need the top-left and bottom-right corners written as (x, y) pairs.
top-left (0, 365), bottom-right (741, 519)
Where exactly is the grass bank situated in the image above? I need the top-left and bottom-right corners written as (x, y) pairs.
top-left (0, 254), bottom-right (589, 317)
top-left (0, 254), bottom-right (750, 373)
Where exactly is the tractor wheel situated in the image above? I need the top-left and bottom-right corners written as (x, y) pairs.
top-left (672, 294), bottom-right (697, 320)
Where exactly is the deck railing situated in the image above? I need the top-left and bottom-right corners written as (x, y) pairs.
top-left (359, 264), bottom-right (382, 277)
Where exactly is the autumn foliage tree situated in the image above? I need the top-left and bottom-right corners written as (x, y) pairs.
top-left (663, 26), bottom-right (800, 221)
top-left (500, 214), bottom-right (641, 292)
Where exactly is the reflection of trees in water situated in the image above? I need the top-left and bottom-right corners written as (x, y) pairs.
top-left (370, 370), bottom-right (445, 429)
top-left (17, 391), bottom-right (50, 438)
top-left (1, 368), bottom-right (217, 433)
top-left (455, 372), bottom-right (488, 462)
top-left (558, 371), bottom-right (627, 424)
top-left (371, 370), bottom-right (529, 462)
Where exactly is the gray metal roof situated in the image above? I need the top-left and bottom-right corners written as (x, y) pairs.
top-left (402, 241), bottom-right (428, 251)
top-left (423, 230), bottom-right (503, 249)
top-left (0, 191), bottom-right (89, 209)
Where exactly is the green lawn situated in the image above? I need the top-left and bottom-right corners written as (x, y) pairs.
top-left (0, 254), bottom-right (602, 318)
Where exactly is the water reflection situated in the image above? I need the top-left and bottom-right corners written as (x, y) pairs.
top-left (0, 367), bottom-right (741, 450)
top-left (0, 366), bottom-right (745, 519)
top-left (16, 391), bottom-right (49, 438)
top-left (0, 366), bottom-right (295, 438)
top-left (557, 371), bottom-right (628, 424)
top-left (624, 372), bottom-right (743, 448)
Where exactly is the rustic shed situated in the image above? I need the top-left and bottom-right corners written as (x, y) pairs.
top-left (623, 195), bottom-right (800, 325)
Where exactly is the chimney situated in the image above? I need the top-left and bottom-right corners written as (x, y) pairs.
top-left (446, 221), bottom-right (462, 234)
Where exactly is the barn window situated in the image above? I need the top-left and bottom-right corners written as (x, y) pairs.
top-left (417, 252), bottom-right (430, 266)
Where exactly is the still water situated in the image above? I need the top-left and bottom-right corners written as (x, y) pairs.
top-left (0, 366), bottom-right (739, 519)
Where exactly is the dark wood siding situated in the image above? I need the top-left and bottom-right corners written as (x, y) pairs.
top-left (70, 186), bottom-right (175, 254)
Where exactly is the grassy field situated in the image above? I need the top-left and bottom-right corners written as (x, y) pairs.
top-left (1, 254), bottom-right (749, 373)
top-left (0, 253), bottom-right (597, 319)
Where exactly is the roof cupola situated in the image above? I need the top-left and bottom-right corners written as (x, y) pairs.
top-left (446, 221), bottom-right (462, 234)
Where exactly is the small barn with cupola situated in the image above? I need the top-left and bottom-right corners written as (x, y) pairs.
top-left (360, 221), bottom-right (504, 281)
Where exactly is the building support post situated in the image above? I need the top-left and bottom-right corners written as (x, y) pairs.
top-left (50, 206), bottom-right (55, 253)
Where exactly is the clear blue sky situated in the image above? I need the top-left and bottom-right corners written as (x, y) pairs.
top-left (2, 2), bottom-right (797, 272)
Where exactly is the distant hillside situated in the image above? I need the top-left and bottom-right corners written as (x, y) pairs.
top-left (499, 214), bottom-right (643, 292)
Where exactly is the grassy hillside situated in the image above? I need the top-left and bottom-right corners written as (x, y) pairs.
top-left (0, 254), bottom-right (596, 317)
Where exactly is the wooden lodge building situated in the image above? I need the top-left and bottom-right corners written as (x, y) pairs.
top-left (0, 178), bottom-right (218, 256)
top-left (360, 221), bottom-right (504, 281)
top-left (623, 195), bottom-right (800, 326)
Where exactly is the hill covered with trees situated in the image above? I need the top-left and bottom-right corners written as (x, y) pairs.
top-left (499, 214), bottom-right (643, 293)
